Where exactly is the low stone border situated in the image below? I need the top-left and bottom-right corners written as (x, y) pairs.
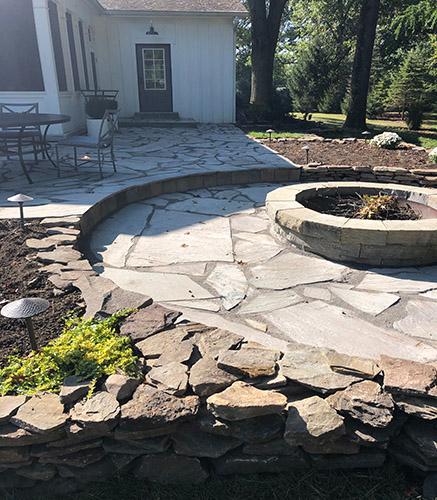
top-left (266, 182), bottom-right (437, 266)
top-left (301, 164), bottom-right (437, 187)
top-left (2, 167), bottom-right (435, 494)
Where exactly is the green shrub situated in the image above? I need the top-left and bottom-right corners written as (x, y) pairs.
top-left (85, 97), bottom-right (118, 119)
top-left (0, 311), bottom-right (138, 396)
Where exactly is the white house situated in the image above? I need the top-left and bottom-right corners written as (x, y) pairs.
top-left (0, 0), bottom-right (246, 134)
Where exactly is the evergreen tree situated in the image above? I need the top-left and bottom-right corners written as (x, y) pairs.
top-left (288, 40), bottom-right (329, 119)
top-left (387, 43), bottom-right (435, 129)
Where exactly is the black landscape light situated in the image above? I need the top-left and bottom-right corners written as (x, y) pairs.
top-left (266, 129), bottom-right (275, 142)
top-left (362, 131), bottom-right (372, 143)
top-left (7, 193), bottom-right (34, 229)
top-left (302, 145), bottom-right (310, 164)
top-left (1, 298), bottom-right (50, 351)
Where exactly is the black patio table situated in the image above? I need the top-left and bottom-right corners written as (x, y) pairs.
top-left (0, 112), bottom-right (71, 184)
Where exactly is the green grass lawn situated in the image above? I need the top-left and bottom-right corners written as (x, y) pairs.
top-left (247, 112), bottom-right (437, 149)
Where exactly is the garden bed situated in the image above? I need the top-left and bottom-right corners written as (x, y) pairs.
top-left (264, 138), bottom-right (433, 169)
top-left (0, 220), bottom-right (81, 364)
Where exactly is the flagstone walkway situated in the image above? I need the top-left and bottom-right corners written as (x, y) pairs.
top-left (0, 125), bottom-right (291, 219)
top-left (90, 183), bottom-right (437, 364)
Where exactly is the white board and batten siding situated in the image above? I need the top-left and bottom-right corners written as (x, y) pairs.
top-left (99, 15), bottom-right (236, 123)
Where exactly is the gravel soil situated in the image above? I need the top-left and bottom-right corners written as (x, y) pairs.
top-left (264, 139), bottom-right (434, 170)
top-left (0, 220), bottom-right (81, 365)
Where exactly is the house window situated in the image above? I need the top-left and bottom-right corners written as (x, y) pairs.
top-left (78, 21), bottom-right (90, 90)
top-left (91, 51), bottom-right (98, 90)
top-left (48, 1), bottom-right (67, 91)
top-left (142, 48), bottom-right (166, 90)
top-left (66, 12), bottom-right (80, 91)
top-left (0, 0), bottom-right (44, 91)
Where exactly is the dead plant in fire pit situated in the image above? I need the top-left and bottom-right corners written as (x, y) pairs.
top-left (355, 193), bottom-right (420, 221)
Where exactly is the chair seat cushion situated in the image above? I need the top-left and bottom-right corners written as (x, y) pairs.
top-left (58, 135), bottom-right (99, 148)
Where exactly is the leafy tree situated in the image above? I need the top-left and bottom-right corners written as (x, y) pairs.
top-left (344, 0), bottom-right (381, 130)
top-left (246, 0), bottom-right (289, 110)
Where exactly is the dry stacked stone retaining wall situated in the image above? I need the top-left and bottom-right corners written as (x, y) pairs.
top-left (2, 168), bottom-right (436, 494)
top-left (301, 164), bottom-right (437, 187)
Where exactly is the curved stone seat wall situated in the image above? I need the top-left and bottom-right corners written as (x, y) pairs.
top-left (1, 167), bottom-right (436, 494)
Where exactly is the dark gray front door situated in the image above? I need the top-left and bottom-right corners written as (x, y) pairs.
top-left (136, 44), bottom-right (173, 112)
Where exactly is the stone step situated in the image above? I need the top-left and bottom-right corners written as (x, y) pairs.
top-left (134, 112), bottom-right (180, 120)
top-left (120, 118), bottom-right (198, 128)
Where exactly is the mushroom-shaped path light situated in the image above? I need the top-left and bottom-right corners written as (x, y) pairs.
top-left (1, 298), bottom-right (50, 351)
top-left (266, 129), bottom-right (275, 142)
top-left (362, 131), bottom-right (372, 143)
top-left (7, 194), bottom-right (34, 229)
top-left (302, 145), bottom-right (310, 164)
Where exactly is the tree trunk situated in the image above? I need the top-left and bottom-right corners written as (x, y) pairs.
top-left (344, 0), bottom-right (380, 130)
top-left (247, 0), bottom-right (288, 110)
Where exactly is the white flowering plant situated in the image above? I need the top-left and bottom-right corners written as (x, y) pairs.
top-left (429, 147), bottom-right (437, 164)
top-left (370, 132), bottom-right (402, 149)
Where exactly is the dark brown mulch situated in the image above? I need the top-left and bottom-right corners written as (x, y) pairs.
top-left (264, 139), bottom-right (434, 170)
top-left (0, 220), bottom-right (81, 365)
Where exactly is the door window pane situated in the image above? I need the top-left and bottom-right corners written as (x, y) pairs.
top-left (143, 48), bottom-right (166, 90)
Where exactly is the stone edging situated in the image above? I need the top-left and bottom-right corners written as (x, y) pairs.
top-left (301, 164), bottom-right (437, 187)
top-left (266, 182), bottom-right (437, 266)
top-left (3, 167), bottom-right (435, 494)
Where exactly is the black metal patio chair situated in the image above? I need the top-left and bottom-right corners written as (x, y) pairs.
top-left (0, 103), bottom-right (44, 162)
top-left (55, 110), bottom-right (117, 179)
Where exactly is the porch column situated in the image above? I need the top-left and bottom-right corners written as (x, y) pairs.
top-left (32, 0), bottom-right (63, 134)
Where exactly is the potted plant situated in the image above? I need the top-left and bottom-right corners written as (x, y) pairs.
top-left (85, 96), bottom-right (118, 137)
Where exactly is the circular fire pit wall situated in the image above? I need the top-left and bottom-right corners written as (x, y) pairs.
top-left (266, 182), bottom-right (437, 266)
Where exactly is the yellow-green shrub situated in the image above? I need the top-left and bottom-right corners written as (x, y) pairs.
top-left (0, 311), bottom-right (138, 396)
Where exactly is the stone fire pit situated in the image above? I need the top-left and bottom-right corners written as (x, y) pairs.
top-left (267, 182), bottom-right (437, 266)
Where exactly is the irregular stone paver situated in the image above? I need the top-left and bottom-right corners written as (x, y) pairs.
top-left (207, 381), bottom-right (287, 421)
top-left (90, 203), bottom-right (153, 268)
top-left (70, 392), bottom-right (120, 430)
top-left (237, 290), bottom-right (303, 315)
top-left (189, 357), bottom-right (239, 397)
top-left (120, 385), bottom-right (199, 430)
top-left (248, 252), bottom-right (347, 290)
top-left (357, 268), bottom-right (437, 293)
top-left (217, 347), bottom-right (279, 378)
top-left (379, 356), bottom-right (437, 397)
top-left (266, 301), bottom-right (437, 362)
top-left (285, 396), bottom-right (345, 446)
top-left (206, 263), bottom-right (248, 310)
top-left (0, 396), bottom-right (27, 424)
top-left (330, 287), bottom-right (399, 316)
top-left (279, 346), bottom-right (361, 394)
top-left (168, 197), bottom-right (254, 216)
top-left (120, 304), bottom-right (181, 342)
top-left (11, 395), bottom-right (67, 434)
top-left (327, 381), bottom-right (394, 428)
top-left (303, 287), bottom-right (332, 301)
top-left (101, 268), bottom-right (216, 302)
top-left (234, 232), bottom-right (282, 264)
top-left (196, 328), bottom-right (243, 358)
top-left (394, 300), bottom-right (437, 341)
top-left (231, 215), bottom-right (269, 233)
top-left (126, 210), bottom-right (233, 267)
top-left (136, 327), bottom-right (191, 359)
top-left (147, 362), bottom-right (189, 396)
top-left (103, 374), bottom-right (141, 402)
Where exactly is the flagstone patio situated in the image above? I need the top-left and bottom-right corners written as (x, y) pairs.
top-left (0, 125), bottom-right (291, 219)
top-left (90, 183), bottom-right (437, 364)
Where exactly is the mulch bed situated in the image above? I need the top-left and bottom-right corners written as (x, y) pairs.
top-left (0, 220), bottom-right (81, 365)
top-left (264, 139), bottom-right (434, 170)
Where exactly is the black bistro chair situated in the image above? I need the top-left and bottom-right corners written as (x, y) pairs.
top-left (55, 110), bottom-right (117, 179)
top-left (0, 103), bottom-right (44, 162)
